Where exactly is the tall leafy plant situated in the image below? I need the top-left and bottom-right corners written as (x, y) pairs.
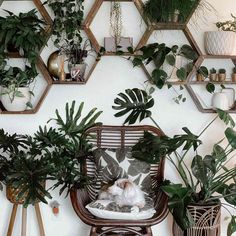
top-left (34, 100), bottom-right (103, 195)
top-left (112, 87), bottom-right (236, 235)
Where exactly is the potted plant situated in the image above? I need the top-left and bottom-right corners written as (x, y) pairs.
top-left (232, 67), bottom-right (236, 82)
top-left (209, 67), bottom-right (218, 81)
top-left (0, 129), bottom-right (53, 207)
top-left (34, 100), bottom-right (102, 196)
top-left (112, 87), bottom-right (236, 236)
top-left (218, 68), bottom-right (226, 82)
top-left (47, 0), bottom-right (84, 47)
top-left (143, 0), bottom-right (199, 23)
top-left (62, 40), bottom-right (92, 82)
top-left (0, 65), bottom-right (37, 111)
top-left (205, 14), bottom-right (236, 55)
top-left (0, 9), bottom-right (46, 69)
top-left (196, 66), bottom-right (208, 81)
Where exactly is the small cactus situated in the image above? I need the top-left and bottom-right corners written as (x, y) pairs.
top-left (219, 68), bottom-right (226, 74)
top-left (210, 68), bottom-right (217, 74)
top-left (233, 67), bottom-right (236, 74)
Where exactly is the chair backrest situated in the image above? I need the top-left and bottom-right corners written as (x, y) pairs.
top-left (83, 125), bottom-right (165, 201)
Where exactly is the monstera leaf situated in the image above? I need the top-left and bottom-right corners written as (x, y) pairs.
top-left (102, 164), bottom-right (127, 184)
top-left (112, 88), bottom-right (154, 125)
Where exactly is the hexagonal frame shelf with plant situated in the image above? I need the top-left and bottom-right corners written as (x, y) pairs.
top-left (83, 0), bottom-right (149, 56)
top-left (0, 0), bottom-right (53, 114)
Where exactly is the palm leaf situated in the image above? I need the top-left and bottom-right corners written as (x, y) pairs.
top-left (112, 88), bottom-right (154, 125)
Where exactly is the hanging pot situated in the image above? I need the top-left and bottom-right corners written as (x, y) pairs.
top-left (205, 31), bottom-right (236, 55)
top-left (1, 87), bottom-right (31, 112)
top-left (172, 203), bottom-right (221, 236)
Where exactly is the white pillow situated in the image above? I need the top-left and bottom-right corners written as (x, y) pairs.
top-left (86, 200), bottom-right (156, 220)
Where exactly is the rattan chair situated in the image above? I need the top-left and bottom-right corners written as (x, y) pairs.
top-left (70, 125), bottom-right (169, 236)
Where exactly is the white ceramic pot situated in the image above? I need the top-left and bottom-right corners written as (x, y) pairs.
top-left (205, 31), bottom-right (236, 55)
top-left (212, 92), bottom-right (230, 110)
top-left (1, 87), bottom-right (31, 111)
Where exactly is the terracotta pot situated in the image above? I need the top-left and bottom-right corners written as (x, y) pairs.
top-left (218, 73), bottom-right (226, 82)
top-left (196, 74), bottom-right (205, 82)
top-left (209, 73), bottom-right (218, 82)
top-left (172, 203), bottom-right (221, 236)
top-left (232, 73), bottom-right (236, 82)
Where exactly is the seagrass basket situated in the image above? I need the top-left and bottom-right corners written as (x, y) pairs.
top-left (172, 204), bottom-right (221, 236)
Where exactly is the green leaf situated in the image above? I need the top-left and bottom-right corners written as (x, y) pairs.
top-left (217, 109), bottom-right (235, 127)
top-left (166, 54), bottom-right (176, 66)
top-left (191, 155), bottom-right (208, 186)
top-left (206, 82), bottom-right (215, 94)
top-left (112, 88), bottom-right (154, 125)
top-left (176, 67), bottom-right (187, 81)
top-left (227, 216), bottom-right (236, 236)
top-left (225, 127), bottom-right (236, 149)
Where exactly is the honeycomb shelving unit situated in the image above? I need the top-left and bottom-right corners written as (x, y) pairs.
top-left (1, 0), bottom-right (235, 114)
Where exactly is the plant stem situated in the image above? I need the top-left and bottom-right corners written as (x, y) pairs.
top-left (149, 116), bottom-right (162, 131)
top-left (198, 115), bottom-right (218, 138)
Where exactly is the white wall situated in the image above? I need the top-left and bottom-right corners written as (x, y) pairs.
top-left (0, 0), bottom-right (236, 235)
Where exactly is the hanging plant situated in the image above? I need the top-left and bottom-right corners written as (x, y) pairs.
top-left (110, 1), bottom-right (123, 47)
top-left (46, 0), bottom-right (84, 47)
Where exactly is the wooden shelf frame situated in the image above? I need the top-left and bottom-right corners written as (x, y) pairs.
top-left (0, 57), bottom-right (52, 114)
top-left (84, 0), bottom-right (149, 54)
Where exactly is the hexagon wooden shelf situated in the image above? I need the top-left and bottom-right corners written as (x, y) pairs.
top-left (186, 55), bottom-right (236, 113)
top-left (84, 0), bottom-right (148, 55)
top-left (0, 57), bottom-right (52, 114)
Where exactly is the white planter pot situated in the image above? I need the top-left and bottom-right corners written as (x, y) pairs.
top-left (1, 87), bottom-right (31, 111)
top-left (212, 92), bottom-right (230, 110)
top-left (205, 31), bottom-right (236, 55)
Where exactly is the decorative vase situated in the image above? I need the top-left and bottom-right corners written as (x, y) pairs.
top-left (1, 87), bottom-right (31, 112)
top-left (209, 73), bottom-right (218, 82)
top-left (218, 73), bottom-right (226, 82)
top-left (232, 73), bottom-right (236, 82)
top-left (69, 63), bottom-right (87, 82)
top-left (47, 50), bottom-right (61, 79)
top-left (212, 91), bottom-right (230, 110)
top-left (172, 204), bottom-right (221, 236)
top-left (205, 31), bottom-right (236, 55)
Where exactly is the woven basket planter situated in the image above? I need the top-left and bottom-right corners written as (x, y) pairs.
top-left (205, 31), bottom-right (236, 55)
top-left (172, 204), bottom-right (221, 236)
top-left (6, 182), bottom-right (46, 204)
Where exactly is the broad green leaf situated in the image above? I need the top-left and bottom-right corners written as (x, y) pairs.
top-left (225, 128), bottom-right (236, 149)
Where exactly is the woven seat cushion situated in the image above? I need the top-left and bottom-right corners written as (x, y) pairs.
top-left (86, 196), bottom-right (155, 220)
top-left (92, 147), bottom-right (152, 195)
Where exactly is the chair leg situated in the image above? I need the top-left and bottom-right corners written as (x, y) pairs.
top-left (7, 204), bottom-right (18, 236)
top-left (90, 227), bottom-right (98, 236)
top-left (146, 227), bottom-right (153, 236)
top-left (34, 203), bottom-right (45, 236)
top-left (21, 207), bottom-right (27, 236)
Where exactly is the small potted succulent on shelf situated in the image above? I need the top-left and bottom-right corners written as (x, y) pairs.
top-left (205, 14), bottom-right (236, 55)
top-left (196, 66), bottom-right (208, 81)
top-left (0, 65), bottom-right (37, 112)
top-left (232, 67), bottom-right (236, 82)
top-left (209, 68), bottom-right (217, 81)
top-left (0, 9), bottom-right (46, 68)
top-left (218, 68), bottom-right (226, 82)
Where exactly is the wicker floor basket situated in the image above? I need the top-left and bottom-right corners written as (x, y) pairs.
top-left (6, 182), bottom-right (45, 204)
top-left (172, 204), bottom-right (221, 236)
